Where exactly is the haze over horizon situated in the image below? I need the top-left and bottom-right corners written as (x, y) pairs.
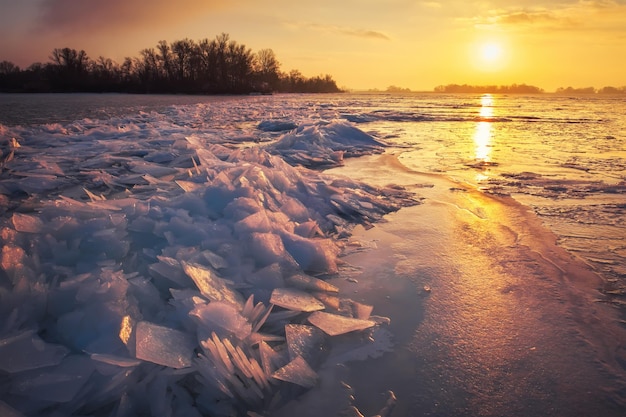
top-left (0, 0), bottom-right (624, 91)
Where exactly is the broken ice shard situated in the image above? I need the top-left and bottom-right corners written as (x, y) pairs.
top-left (191, 301), bottom-right (252, 340)
top-left (10, 355), bottom-right (94, 402)
top-left (182, 261), bottom-right (244, 308)
top-left (258, 340), bottom-right (288, 376)
top-left (134, 321), bottom-right (195, 368)
top-left (257, 120), bottom-right (297, 132)
top-left (247, 232), bottom-right (296, 268)
top-left (270, 288), bottom-right (325, 312)
top-left (272, 355), bottom-right (318, 388)
top-left (11, 213), bottom-right (44, 233)
top-left (90, 353), bottom-right (142, 368)
top-left (0, 330), bottom-right (69, 373)
top-left (281, 232), bottom-right (339, 274)
top-left (307, 311), bottom-right (376, 336)
top-left (286, 273), bottom-right (339, 293)
top-left (285, 324), bottom-right (326, 366)
top-left (0, 400), bottom-right (23, 417)
top-left (350, 301), bottom-right (374, 320)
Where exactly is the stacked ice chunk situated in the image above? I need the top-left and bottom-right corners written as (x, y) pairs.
top-left (0, 117), bottom-right (417, 416)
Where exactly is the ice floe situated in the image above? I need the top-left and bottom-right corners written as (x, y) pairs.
top-left (265, 121), bottom-right (387, 168)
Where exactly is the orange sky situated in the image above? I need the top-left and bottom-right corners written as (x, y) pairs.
top-left (0, 0), bottom-right (624, 91)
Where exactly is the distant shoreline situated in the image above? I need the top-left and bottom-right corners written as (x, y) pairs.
top-left (355, 84), bottom-right (626, 95)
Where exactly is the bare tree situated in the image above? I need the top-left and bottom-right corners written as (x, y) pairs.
top-left (171, 38), bottom-right (195, 82)
top-left (50, 48), bottom-right (89, 74)
top-left (254, 49), bottom-right (280, 91)
top-left (0, 61), bottom-right (20, 75)
top-left (157, 40), bottom-right (173, 81)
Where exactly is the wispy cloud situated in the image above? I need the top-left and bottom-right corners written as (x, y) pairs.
top-left (492, 11), bottom-right (558, 25)
top-left (336, 27), bottom-right (391, 40)
top-left (464, 0), bottom-right (626, 32)
top-left (290, 22), bottom-right (391, 40)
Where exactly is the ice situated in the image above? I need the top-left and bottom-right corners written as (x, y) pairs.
top-left (199, 250), bottom-right (229, 270)
top-left (248, 232), bottom-right (297, 268)
top-left (266, 121), bottom-right (386, 168)
top-left (134, 321), bottom-right (195, 368)
top-left (285, 324), bottom-right (326, 366)
top-left (241, 295), bottom-right (274, 333)
top-left (0, 400), bottom-right (24, 417)
top-left (312, 292), bottom-right (342, 310)
top-left (0, 330), bottom-right (69, 373)
top-left (197, 332), bottom-right (269, 405)
top-left (0, 244), bottom-right (31, 284)
top-left (90, 353), bottom-right (142, 367)
top-left (9, 355), bottom-right (94, 403)
top-left (234, 211), bottom-right (274, 234)
top-left (281, 232), bottom-right (340, 274)
top-left (326, 327), bottom-right (394, 363)
top-left (182, 262), bottom-right (244, 308)
top-left (307, 311), bottom-right (377, 336)
top-left (286, 273), bottom-right (339, 293)
top-left (148, 256), bottom-right (191, 287)
top-left (191, 301), bottom-right (252, 340)
top-left (11, 213), bottom-right (44, 233)
top-left (258, 340), bottom-right (288, 376)
top-left (257, 120), bottom-right (298, 132)
top-left (0, 98), bottom-right (418, 416)
top-left (245, 262), bottom-right (286, 295)
top-left (270, 288), bottom-right (326, 312)
top-left (351, 301), bottom-right (374, 320)
top-left (280, 197), bottom-right (312, 223)
top-left (272, 355), bottom-right (318, 388)
top-left (337, 391), bottom-right (396, 417)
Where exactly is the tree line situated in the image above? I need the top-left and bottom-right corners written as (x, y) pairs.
top-left (434, 83), bottom-right (626, 95)
top-left (0, 34), bottom-right (341, 94)
top-left (554, 86), bottom-right (626, 95)
top-left (434, 84), bottom-right (544, 94)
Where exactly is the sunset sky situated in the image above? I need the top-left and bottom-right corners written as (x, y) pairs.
top-left (0, 0), bottom-right (624, 91)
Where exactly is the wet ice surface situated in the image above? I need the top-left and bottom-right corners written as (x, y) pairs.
top-left (330, 154), bottom-right (626, 416)
top-left (0, 92), bottom-right (625, 416)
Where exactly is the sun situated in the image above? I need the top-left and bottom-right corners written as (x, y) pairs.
top-left (469, 39), bottom-right (509, 72)
top-left (481, 42), bottom-right (502, 63)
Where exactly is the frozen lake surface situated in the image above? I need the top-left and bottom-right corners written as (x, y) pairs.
top-left (0, 92), bottom-right (625, 416)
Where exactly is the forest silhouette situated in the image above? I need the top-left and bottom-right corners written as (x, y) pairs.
top-left (0, 34), bottom-right (341, 94)
top-left (433, 83), bottom-right (626, 94)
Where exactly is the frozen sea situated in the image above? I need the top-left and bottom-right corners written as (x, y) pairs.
top-left (0, 92), bottom-right (625, 416)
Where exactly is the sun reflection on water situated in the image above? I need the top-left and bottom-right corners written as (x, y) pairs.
top-left (474, 121), bottom-right (492, 161)
top-left (473, 95), bottom-right (494, 181)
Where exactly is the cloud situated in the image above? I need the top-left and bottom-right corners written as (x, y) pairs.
top-left (302, 23), bottom-right (391, 40)
top-left (579, 0), bottom-right (625, 7)
top-left (338, 28), bottom-right (391, 40)
top-left (36, 0), bottom-right (226, 34)
top-left (462, 0), bottom-right (626, 30)
top-left (465, 1), bottom-right (626, 31)
top-left (490, 10), bottom-right (559, 25)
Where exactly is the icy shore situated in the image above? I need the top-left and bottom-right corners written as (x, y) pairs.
top-left (0, 116), bottom-right (418, 416)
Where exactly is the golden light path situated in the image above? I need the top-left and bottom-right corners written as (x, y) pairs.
top-left (474, 94), bottom-right (494, 164)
